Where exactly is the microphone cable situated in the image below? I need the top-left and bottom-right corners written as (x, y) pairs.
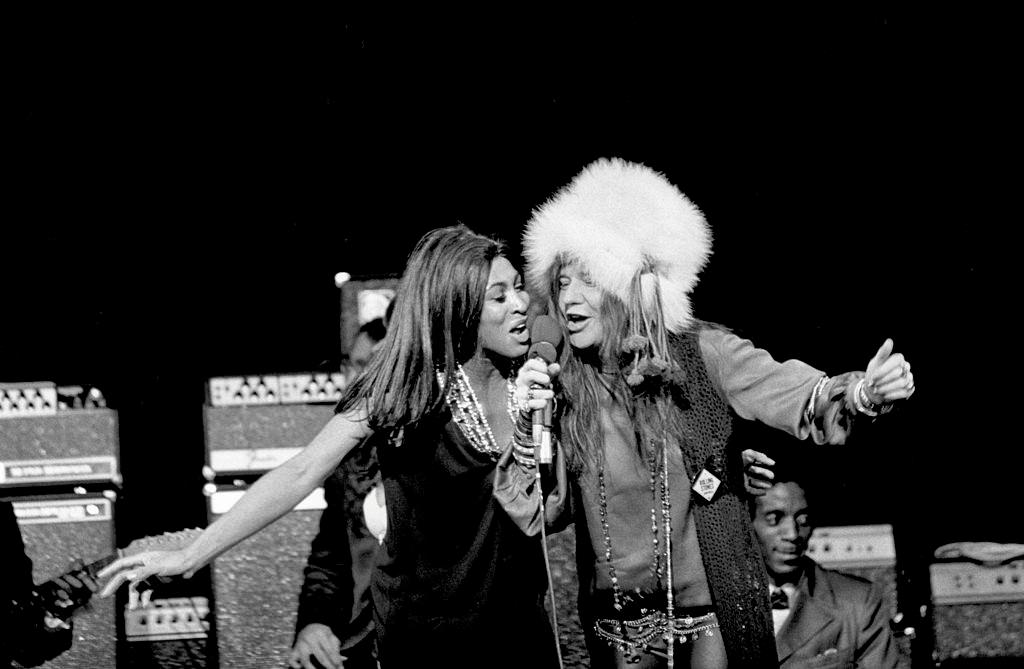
top-left (536, 462), bottom-right (565, 669)
top-left (526, 313), bottom-right (565, 667)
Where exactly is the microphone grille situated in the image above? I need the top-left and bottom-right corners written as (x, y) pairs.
top-left (528, 314), bottom-right (563, 364)
top-left (530, 314), bottom-right (563, 347)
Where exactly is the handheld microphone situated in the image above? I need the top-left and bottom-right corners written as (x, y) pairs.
top-left (528, 315), bottom-right (562, 465)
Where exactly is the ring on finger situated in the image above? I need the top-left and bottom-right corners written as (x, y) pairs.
top-left (527, 388), bottom-right (535, 401)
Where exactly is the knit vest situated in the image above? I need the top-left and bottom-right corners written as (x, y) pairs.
top-left (670, 331), bottom-right (778, 667)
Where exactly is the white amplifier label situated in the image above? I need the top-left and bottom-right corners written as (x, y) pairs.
top-left (208, 447), bottom-right (302, 473)
top-left (12, 497), bottom-right (113, 524)
top-left (0, 456), bottom-right (119, 485)
top-left (209, 487), bottom-right (325, 515)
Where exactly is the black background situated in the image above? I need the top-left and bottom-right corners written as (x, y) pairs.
top-left (4, 9), bottom-right (1017, 585)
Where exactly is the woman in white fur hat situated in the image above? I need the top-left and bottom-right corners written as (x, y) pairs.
top-left (501, 158), bottom-right (916, 668)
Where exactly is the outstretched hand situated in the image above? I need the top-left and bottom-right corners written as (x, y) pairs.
top-left (864, 338), bottom-right (915, 404)
top-left (97, 549), bottom-right (192, 608)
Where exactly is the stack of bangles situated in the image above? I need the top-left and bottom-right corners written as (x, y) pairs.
top-left (853, 377), bottom-right (892, 417)
top-left (511, 409), bottom-right (537, 467)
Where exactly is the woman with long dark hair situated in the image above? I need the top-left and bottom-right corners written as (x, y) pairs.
top-left (100, 225), bottom-right (561, 668)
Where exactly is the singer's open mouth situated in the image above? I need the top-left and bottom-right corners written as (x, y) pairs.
top-left (565, 313), bottom-right (590, 331)
top-left (509, 320), bottom-right (529, 343)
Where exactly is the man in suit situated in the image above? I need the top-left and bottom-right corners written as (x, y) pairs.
top-left (750, 465), bottom-right (899, 668)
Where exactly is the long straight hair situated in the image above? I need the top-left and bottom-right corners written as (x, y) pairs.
top-left (337, 225), bottom-right (505, 430)
top-left (545, 257), bottom-right (689, 474)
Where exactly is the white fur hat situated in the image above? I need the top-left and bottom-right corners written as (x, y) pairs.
top-left (524, 157), bottom-right (711, 333)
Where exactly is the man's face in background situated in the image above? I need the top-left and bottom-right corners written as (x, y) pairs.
top-left (752, 480), bottom-right (813, 582)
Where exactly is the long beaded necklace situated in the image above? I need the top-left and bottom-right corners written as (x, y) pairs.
top-left (437, 364), bottom-right (517, 457)
top-left (598, 432), bottom-right (704, 669)
top-left (597, 450), bottom-right (671, 612)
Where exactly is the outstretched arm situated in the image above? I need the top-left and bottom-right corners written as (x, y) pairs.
top-left (98, 410), bottom-right (372, 600)
top-left (702, 330), bottom-right (916, 444)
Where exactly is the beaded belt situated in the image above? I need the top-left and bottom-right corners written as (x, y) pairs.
top-left (594, 609), bottom-right (720, 661)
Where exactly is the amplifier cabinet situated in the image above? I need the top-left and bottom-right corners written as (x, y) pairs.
top-left (0, 408), bottom-right (119, 488)
top-left (930, 560), bottom-right (1024, 663)
top-left (203, 404), bottom-right (335, 477)
top-left (931, 601), bottom-right (1024, 663)
top-left (8, 492), bottom-right (118, 669)
top-left (206, 485), bottom-right (326, 669)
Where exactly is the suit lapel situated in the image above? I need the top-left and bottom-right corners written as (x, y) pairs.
top-left (776, 561), bottom-right (837, 665)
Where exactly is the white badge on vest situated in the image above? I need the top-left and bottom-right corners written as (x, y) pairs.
top-left (692, 468), bottom-right (721, 502)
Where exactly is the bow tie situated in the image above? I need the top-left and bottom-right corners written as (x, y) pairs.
top-left (770, 588), bottom-right (790, 610)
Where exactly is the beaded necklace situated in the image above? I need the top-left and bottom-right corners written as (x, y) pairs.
top-left (437, 364), bottom-right (517, 457)
top-left (596, 446), bottom-right (671, 612)
top-left (597, 431), bottom-right (712, 667)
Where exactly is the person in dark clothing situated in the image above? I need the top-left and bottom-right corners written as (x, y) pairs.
top-left (751, 461), bottom-right (900, 668)
top-left (288, 439), bottom-right (382, 669)
top-left (289, 314), bottom-right (390, 669)
top-left (1, 500), bottom-right (95, 668)
top-left (100, 225), bottom-right (562, 669)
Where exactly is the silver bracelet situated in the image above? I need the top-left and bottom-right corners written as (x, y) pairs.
top-left (854, 378), bottom-right (879, 416)
top-left (854, 377), bottom-right (891, 416)
top-left (804, 375), bottom-right (830, 425)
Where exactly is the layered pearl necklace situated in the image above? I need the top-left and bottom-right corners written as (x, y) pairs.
top-left (437, 364), bottom-right (517, 457)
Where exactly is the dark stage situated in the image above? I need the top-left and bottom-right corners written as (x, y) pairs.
top-left (4, 9), bottom-right (1018, 667)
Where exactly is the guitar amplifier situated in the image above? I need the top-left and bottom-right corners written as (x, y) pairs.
top-left (1, 382), bottom-right (119, 489)
top-left (206, 484), bottom-right (326, 669)
top-left (8, 491), bottom-right (118, 669)
top-left (929, 560), bottom-right (1024, 663)
top-left (203, 374), bottom-right (340, 478)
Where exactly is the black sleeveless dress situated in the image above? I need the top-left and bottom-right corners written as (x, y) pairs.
top-left (371, 413), bottom-right (560, 669)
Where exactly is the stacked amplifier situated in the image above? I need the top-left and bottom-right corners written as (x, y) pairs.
top-left (202, 371), bottom-right (342, 669)
top-left (929, 552), bottom-right (1024, 664)
top-left (197, 275), bottom-right (398, 668)
top-left (0, 381), bottom-right (120, 669)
